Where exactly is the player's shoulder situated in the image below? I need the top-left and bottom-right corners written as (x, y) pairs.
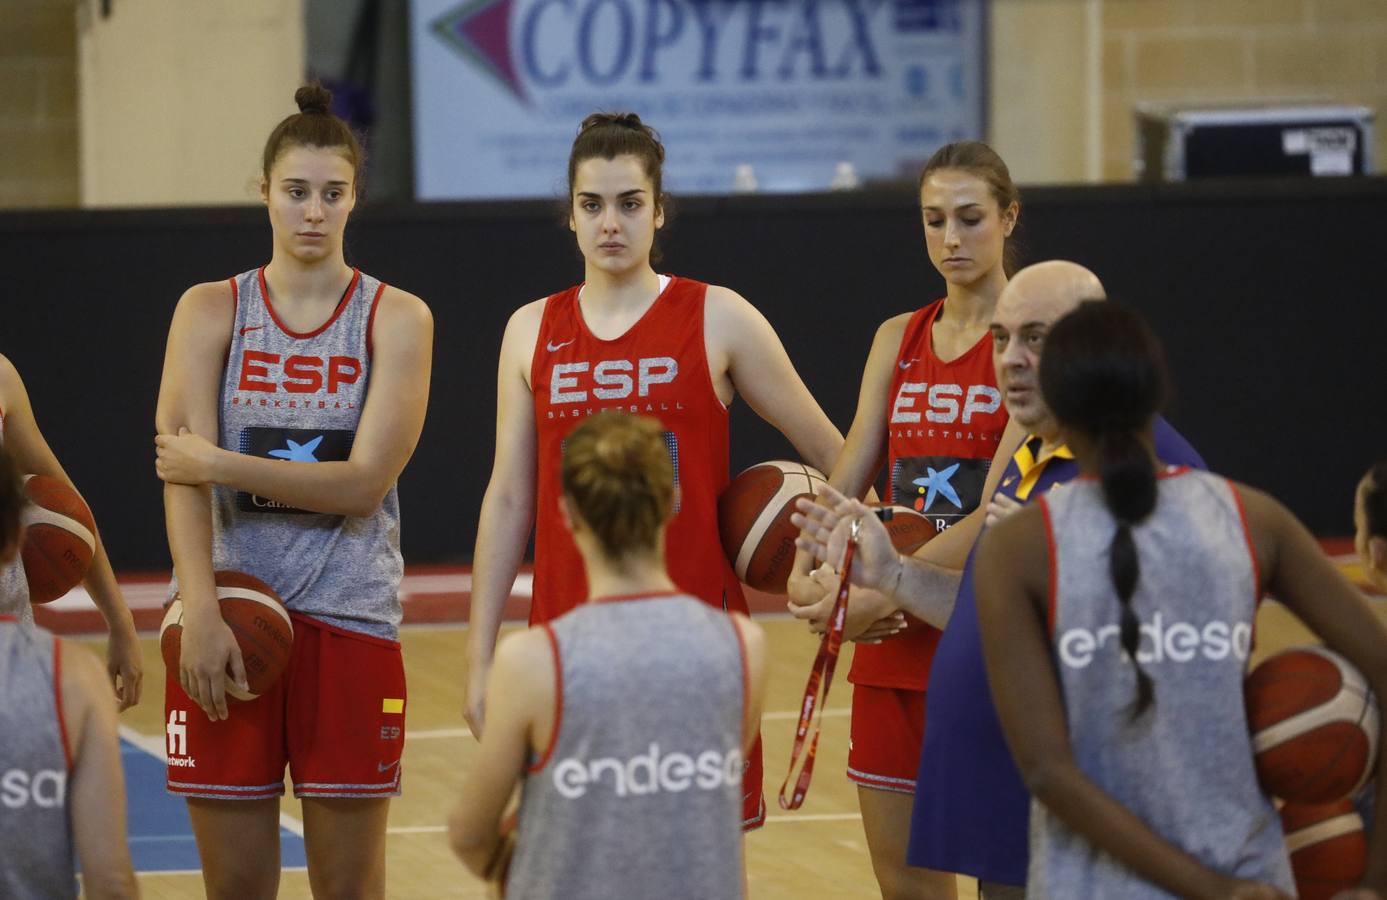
top-left (875, 310), bottom-right (915, 343)
top-left (507, 296), bottom-right (550, 331)
top-left (175, 279), bottom-right (237, 325)
top-left (372, 284), bottom-right (434, 337)
top-left (493, 626), bottom-right (557, 694)
top-left (56, 638), bottom-right (108, 706)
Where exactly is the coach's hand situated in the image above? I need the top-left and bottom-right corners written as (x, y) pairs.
top-left (985, 492), bottom-right (1023, 527)
top-left (792, 484), bottom-right (898, 592)
top-left (179, 611), bottom-right (247, 722)
top-left (155, 427), bottom-right (222, 485)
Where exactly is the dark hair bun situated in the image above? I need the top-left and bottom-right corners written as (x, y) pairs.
top-left (295, 84), bottom-right (333, 116)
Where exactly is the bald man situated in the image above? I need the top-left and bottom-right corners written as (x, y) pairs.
top-left (907, 262), bottom-right (1205, 897)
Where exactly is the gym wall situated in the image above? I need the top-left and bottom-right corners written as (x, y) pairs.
top-left (1, 176), bottom-right (1380, 569)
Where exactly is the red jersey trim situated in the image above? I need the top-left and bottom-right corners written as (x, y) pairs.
top-left (1038, 494), bottom-right (1059, 638)
top-left (528, 624), bottom-right (564, 774)
top-left (257, 266), bottom-right (360, 340)
top-left (52, 637), bottom-right (73, 771)
top-left (1228, 480), bottom-right (1264, 609)
top-left (288, 612), bottom-right (401, 649)
top-left (570, 275), bottom-right (678, 346)
top-left (365, 281), bottom-right (387, 358)
top-left (226, 276), bottom-right (240, 367)
top-left (729, 615), bottom-right (750, 748)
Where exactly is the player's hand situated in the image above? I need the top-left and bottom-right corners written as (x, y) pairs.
top-left (106, 612), bottom-right (144, 711)
top-left (843, 590), bottom-right (906, 643)
top-left (787, 563), bottom-right (832, 611)
top-left (985, 492), bottom-right (1023, 527)
top-left (179, 610), bottom-right (246, 721)
top-left (155, 427), bottom-right (222, 485)
top-left (791, 484), bottom-right (899, 592)
top-left (464, 663), bottom-right (489, 739)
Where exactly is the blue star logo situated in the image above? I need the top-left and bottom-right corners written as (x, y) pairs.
top-left (268, 435), bottom-right (323, 462)
top-left (912, 463), bottom-right (962, 511)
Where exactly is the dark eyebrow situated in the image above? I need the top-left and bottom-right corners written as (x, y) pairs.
top-left (922, 202), bottom-right (982, 212)
top-left (577, 189), bottom-right (647, 199)
top-left (280, 178), bottom-right (350, 186)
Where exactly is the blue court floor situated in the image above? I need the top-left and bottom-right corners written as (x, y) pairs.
top-left (120, 731), bottom-right (307, 873)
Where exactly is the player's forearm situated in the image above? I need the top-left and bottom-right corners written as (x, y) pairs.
top-left (210, 450), bottom-right (391, 517)
top-left (164, 483), bottom-right (218, 619)
top-left (891, 556), bottom-right (962, 629)
top-left (468, 488), bottom-right (535, 669)
top-left (81, 540), bottom-right (134, 631)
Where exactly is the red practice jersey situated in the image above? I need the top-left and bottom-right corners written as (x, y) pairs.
top-left (529, 276), bottom-right (748, 624)
top-left (849, 299), bottom-right (1009, 690)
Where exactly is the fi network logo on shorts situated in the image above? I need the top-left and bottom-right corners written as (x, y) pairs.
top-left (552, 742), bottom-right (742, 800)
top-left (166, 709), bottom-right (196, 767)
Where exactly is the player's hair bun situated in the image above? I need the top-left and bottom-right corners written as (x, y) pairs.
top-left (295, 84), bottom-right (333, 116)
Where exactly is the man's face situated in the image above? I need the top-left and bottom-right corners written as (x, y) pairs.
top-left (989, 288), bottom-right (1076, 434)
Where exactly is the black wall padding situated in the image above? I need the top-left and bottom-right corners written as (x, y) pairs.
top-left (2, 177), bottom-right (1382, 570)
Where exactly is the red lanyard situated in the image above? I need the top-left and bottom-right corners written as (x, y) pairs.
top-left (778, 521), bottom-right (858, 810)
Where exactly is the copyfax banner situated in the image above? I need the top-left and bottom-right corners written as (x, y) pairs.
top-left (410, 0), bottom-right (985, 199)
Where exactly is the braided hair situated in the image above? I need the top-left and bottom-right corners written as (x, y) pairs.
top-left (1040, 301), bottom-right (1169, 716)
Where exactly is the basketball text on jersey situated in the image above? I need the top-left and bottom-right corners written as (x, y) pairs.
top-left (0, 769), bottom-right (65, 808)
top-left (552, 742), bottom-right (743, 800)
top-left (235, 427), bottom-right (355, 514)
top-left (1058, 613), bottom-right (1253, 670)
top-left (890, 382), bottom-right (1001, 425)
top-left (548, 357), bottom-right (678, 404)
top-left (166, 708), bottom-right (196, 767)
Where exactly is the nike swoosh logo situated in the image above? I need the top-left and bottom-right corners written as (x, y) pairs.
top-left (240, 325), bottom-right (265, 336)
top-left (899, 358), bottom-right (918, 370)
top-left (547, 339), bottom-right (575, 352)
top-left (378, 759), bottom-right (401, 774)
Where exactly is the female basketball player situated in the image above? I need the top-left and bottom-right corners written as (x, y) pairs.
top-left (0, 445), bottom-right (137, 899)
top-left (0, 355), bottom-right (142, 709)
top-left (154, 84), bottom-right (432, 898)
top-left (785, 141), bottom-right (1027, 899)
top-left (969, 303), bottom-right (1387, 897)
top-left (466, 112), bottom-right (842, 829)
top-left (451, 411), bottom-right (767, 898)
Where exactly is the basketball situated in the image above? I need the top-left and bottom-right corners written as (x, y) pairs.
top-left (877, 504), bottom-right (938, 555)
top-left (160, 570), bottom-right (293, 701)
top-left (19, 474), bottom-right (96, 604)
top-left (1246, 646), bottom-right (1380, 803)
top-left (1280, 799), bottom-right (1367, 900)
top-left (719, 460), bottom-right (829, 593)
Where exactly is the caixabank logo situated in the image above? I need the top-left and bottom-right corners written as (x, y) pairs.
top-left (428, 0), bottom-right (964, 105)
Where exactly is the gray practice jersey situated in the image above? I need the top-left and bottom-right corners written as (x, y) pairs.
top-left (508, 594), bottom-right (746, 900)
top-left (0, 620), bottom-right (75, 899)
top-left (171, 267), bottom-right (403, 639)
top-left (1028, 470), bottom-right (1293, 898)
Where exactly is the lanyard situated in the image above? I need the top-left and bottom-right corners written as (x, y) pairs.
top-left (778, 518), bottom-right (858, 810)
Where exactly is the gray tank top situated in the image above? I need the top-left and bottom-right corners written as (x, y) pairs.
top-left (508, 594), bottom-right (746, 900)
top-left (172, 267), bottom-right (404, 639)
top-left (1028, 471), bottom-right (1293, 897)
top-left (0, 620), bottom-right (76, 899)
top-left (0, 414), bottom-right (33, 621)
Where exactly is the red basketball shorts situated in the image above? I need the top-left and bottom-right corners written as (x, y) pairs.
top-left (743, 732), bottom-right (765, 831)
top-left (165, 613), bottom-right (407, 800)
top-left (846, 685), bottom-right (925, 794)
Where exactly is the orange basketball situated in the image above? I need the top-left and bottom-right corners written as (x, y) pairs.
top-left (161, 570), bottom-right (293, 700)
top-left (20, 474), bottom-right (96, 604)
top-left (1280, 799), bottom-right (1367, 900)
top-left (1246, 646), bottom-right (1380, 803)
top-left (718, 461), bottom-right (829, 593)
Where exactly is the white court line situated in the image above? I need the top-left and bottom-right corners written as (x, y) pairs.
top-left (119, 725), bottom-right (306, 838)
top-left (404, 708), bottom-right (851, 742)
